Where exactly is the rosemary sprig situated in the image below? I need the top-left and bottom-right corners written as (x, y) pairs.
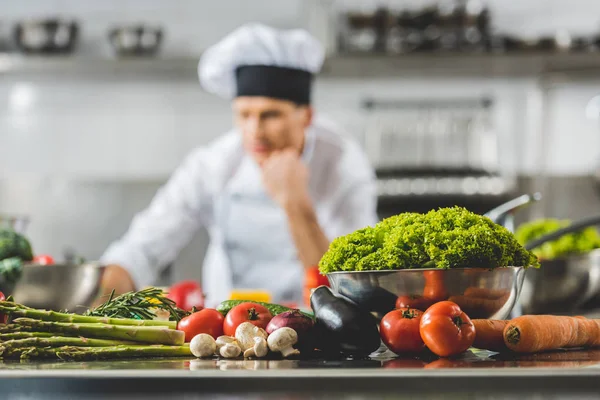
top-left (85, 287), bottom-right (190, 322)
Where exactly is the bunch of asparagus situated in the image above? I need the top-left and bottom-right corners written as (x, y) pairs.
top-left (0, 300), bottom-right (191, 361)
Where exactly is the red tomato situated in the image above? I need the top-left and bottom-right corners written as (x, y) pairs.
top-left (395, 295), bottom-right (434, 311)
top-left (177, 308), bottom-right (224, 342)
top-left (167, 281), bottom-right (205, 311)
top-left (223, 303), bottom-right (272, 337)
top-left (32, 255), bottom-right (54, 265)
top-left (0, 291), bottom-right (6, 323)
top-left (419, 301), bottom-right (475, 357)
top-left (380, 307), bottom-right (425, 354)
top-left (422, 270), bottom-right (449, 302)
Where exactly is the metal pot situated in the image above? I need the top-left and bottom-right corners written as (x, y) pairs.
top-left (519, 214), bottom-right (600, 314)
top-left (13, 18), bottom-right (79, 54)
top-left (108, 25), bottom-right (163, 57)
top-left (10, 262), bottom-right (106, 312)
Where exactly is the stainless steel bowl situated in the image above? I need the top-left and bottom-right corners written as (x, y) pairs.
top-left (327, 267), bottom-right (525, 320)
top-left (10, 263), bottom-right (106, 312)
top-left (519, 250), bottom-right (600, 314)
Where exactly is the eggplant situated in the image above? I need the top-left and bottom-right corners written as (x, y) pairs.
top-left (310, 286), bottom-right (381, 357)
top-left (336, 284), bottom-right (397, 316)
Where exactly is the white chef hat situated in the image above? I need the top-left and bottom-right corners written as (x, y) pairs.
top-left (198, 23), bottom-right (325, 105)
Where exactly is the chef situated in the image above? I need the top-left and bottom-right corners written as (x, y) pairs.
top-left (99, 23), bottom-right (378, 307)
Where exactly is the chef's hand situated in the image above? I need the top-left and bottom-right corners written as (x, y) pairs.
top-left (261, 149), bottom-right (310, 209)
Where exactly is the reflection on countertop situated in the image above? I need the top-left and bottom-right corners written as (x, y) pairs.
top-left (2, 349), bottom-right (600, 372)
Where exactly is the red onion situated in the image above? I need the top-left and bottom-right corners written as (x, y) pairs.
top-left (266, 310), bottom-right (315, 351)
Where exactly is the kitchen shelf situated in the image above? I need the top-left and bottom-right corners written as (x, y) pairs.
top-left (2, 52), bottom-right (600, 79)
top-left (322, 52), bottom-right (600, 79)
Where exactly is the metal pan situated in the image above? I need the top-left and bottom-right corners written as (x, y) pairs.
top-left (519, 214), bottom-right (600, 314)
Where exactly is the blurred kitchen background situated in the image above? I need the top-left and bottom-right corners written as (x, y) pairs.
top-left (2, 0), bottom-right (600, 285)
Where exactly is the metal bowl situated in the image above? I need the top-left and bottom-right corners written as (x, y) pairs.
top-left (519, 250), bottom-right (600, 314)
top-left (327, 267), bottom-right (525, 320)
top-left (9, 263), bottom-right (105, 312)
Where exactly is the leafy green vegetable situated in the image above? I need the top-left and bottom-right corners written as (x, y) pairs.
top-left (319, 207), bottom-right (538, 274)
top-left (0, 229), bottom-right (33, 262)
top-left (0, 257), bottom-right (23, 285)
top-left (514, 218), bottom-right (600, 260)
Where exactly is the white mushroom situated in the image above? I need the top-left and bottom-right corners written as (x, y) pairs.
top-left (235, 322), bottom-right (268, 352)
top-left (189, 334), bottom-right (216, 358)
top-left (215, 336), bottom-right (238, 353)
top-left (267, 327), bottom-right (300, 358)
top-left (219, 342), bottom-right (242, 358)
top-left (243, 336), bottom-right (268, 358)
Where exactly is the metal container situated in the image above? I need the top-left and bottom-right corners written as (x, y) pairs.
top-left (13, 18), bottom-right (79, 54)
top-left (519, 250), bottom-right (600, 314)
top-left (327, 267), bottom-right (525, 320)
top-left (108, 25), bottom-right (163, 57)
top-left (519, 214), bottom-right (600, 314)
top-left (10, 263), bottom-right (105, 312)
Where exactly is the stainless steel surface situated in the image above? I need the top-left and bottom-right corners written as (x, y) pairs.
top-left (519, 249), bottom-right (600, 314)
top-left (327, 267), bottom-right (525, 320)
top-left (1, 351), bottom-right (600, 399)
top-left (484, 192), bottom-right (542, 232)
top-left (10, 263), bottom-right (105, 311)
top-left (2, 349), bottom-right (600, 371)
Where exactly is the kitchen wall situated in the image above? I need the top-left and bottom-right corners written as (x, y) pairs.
top-left (1, 0), bottom-right (600, 284)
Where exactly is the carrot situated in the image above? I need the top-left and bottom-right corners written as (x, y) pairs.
top-left (464, 287), bottom-right (510, 300)
top-left (472, 319), bottom-right (509, 352)
top-left (447, 293), bottom-right (510, 319)
top-left (503, 315), bottom-right (600, 353)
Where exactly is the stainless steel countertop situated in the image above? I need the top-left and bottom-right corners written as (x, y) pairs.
top-left (1, 350), bottom-right (600, 399)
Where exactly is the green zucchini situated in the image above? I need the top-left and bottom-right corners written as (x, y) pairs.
top-left (216, 300), bottom-right (314, 320)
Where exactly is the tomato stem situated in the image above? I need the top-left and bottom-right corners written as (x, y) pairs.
top-left (247, 307), bottom-right (259, 321)
top-left (452, 316), bottom-right (463, 328)
top-left (401, 307), bottom-right (416, 319)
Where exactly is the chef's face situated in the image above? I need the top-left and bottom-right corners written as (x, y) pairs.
top-left (233, 96), bottom-right (312, 165)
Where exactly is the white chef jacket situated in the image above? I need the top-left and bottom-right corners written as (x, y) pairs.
top-left (101, 116), bottom-right (378, 307)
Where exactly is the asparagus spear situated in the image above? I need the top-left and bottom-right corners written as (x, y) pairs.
top-left (0, 332), bottom-right (54, 341)
top-left (0, 302), bottom-right (177, 329)
top-left (13, 318), bottom-right (185, 346)
top-left (0, 324), bottom-right (31, 334)
top-left (16, 344), bottom-right (192, 361)
top-left (57, 344), bottom-right (192, 361)
top-left (1, 336), bottom-right (136, 352)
